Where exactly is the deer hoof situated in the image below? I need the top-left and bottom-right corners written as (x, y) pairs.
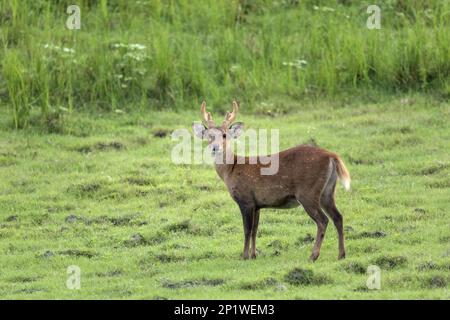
top-left (309, 252), bottom-right (319, 262)
top-left (338, 252), bottom-right (346, 260)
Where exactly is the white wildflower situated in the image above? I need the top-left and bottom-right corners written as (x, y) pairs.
top-left (111, 43), bottom-right (146, 51)
top-left (63, 47), bottom-right (75, 54)
top-left (282, 59), bottom-right (307, 69)
top-left (313, 6), bottom-right (335, 12)
top-left (322, 6), bottom-right (335, 12)
top-left (43, 44), bottom-right (75, 54)
top-left (129, 44), bottom-right (146, 50)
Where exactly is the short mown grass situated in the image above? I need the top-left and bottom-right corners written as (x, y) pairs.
top-left (0, 95), bottom-right (448, 299)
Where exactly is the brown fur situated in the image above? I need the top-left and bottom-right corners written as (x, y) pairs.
top-left (194, 101), bottom-right (350, 261)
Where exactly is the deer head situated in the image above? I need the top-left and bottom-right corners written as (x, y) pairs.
top-left (192, 100), bottom-right (244, 156)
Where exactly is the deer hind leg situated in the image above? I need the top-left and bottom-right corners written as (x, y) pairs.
top-left (320, 164), bottom-right (346, 259)
top-left (298, 197), bottom-right (329, 262)
top-left (239, 204), bottom-right (254, 260)
top-left (250, 209), bottom-right (260, 259)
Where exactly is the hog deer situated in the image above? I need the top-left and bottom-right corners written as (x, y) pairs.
top-left (192, 101), bottom-right (350, 261)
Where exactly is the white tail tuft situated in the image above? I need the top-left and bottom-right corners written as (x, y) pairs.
top-left (334, 156), bottom-right (351, 191)
top-left (341, 176), bottom-right (351, 191)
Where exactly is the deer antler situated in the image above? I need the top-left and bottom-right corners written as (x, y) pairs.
top-left (200, 101), bottom-right (215, 128)
top-left (222, 100), bottom-right (239, 129)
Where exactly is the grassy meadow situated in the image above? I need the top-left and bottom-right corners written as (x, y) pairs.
top-left (0, 1), bottom-right (449, 299)
top-left (0, 96), bottom-right (449, 299)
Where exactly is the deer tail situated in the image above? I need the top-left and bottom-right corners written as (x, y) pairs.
top-left (334, 156), bottom-right (351, 191)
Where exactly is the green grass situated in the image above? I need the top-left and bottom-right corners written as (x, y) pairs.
top-left (0, 95), bottom-right (449, 299)
top-left (1, 1), bottom-right (450, 128)
top-left (0, 0), bottom-right (449, 300)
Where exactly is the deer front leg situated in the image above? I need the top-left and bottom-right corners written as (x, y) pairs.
top-left (239, 205), bottom-right (254, 260)
top-left (250, 209), bottom-right (260, 259)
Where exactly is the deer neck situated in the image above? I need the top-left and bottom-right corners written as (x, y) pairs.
top-left (214, 147), bottom-right (236, 181)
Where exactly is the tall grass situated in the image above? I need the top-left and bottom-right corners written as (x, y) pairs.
top-left (0, 0), bottom-right (449, 128)
top-left (2, 50), bottom-right (30, 128)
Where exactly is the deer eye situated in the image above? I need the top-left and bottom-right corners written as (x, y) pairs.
top-left (222, 133), bottom-right (227, 139)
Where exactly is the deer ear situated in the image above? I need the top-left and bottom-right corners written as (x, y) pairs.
top-left (192, 122), bottom-right (207, 139)
top-left (229, 122), bottom-right (244, 138)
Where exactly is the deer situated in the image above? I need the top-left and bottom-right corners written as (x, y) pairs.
top-left (192, 100), bottom-right (351, 261)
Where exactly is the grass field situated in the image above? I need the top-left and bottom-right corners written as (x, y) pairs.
top-left (0, 95), bottom-right (449, 299)
top-left (0, 0), bottom-right (449, 300)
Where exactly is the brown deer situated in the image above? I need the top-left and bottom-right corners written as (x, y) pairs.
top-left (192, 101), bottom-right (350, 261)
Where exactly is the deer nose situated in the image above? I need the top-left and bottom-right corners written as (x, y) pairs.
top-left (212, 144), bottom-right (220, 153)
